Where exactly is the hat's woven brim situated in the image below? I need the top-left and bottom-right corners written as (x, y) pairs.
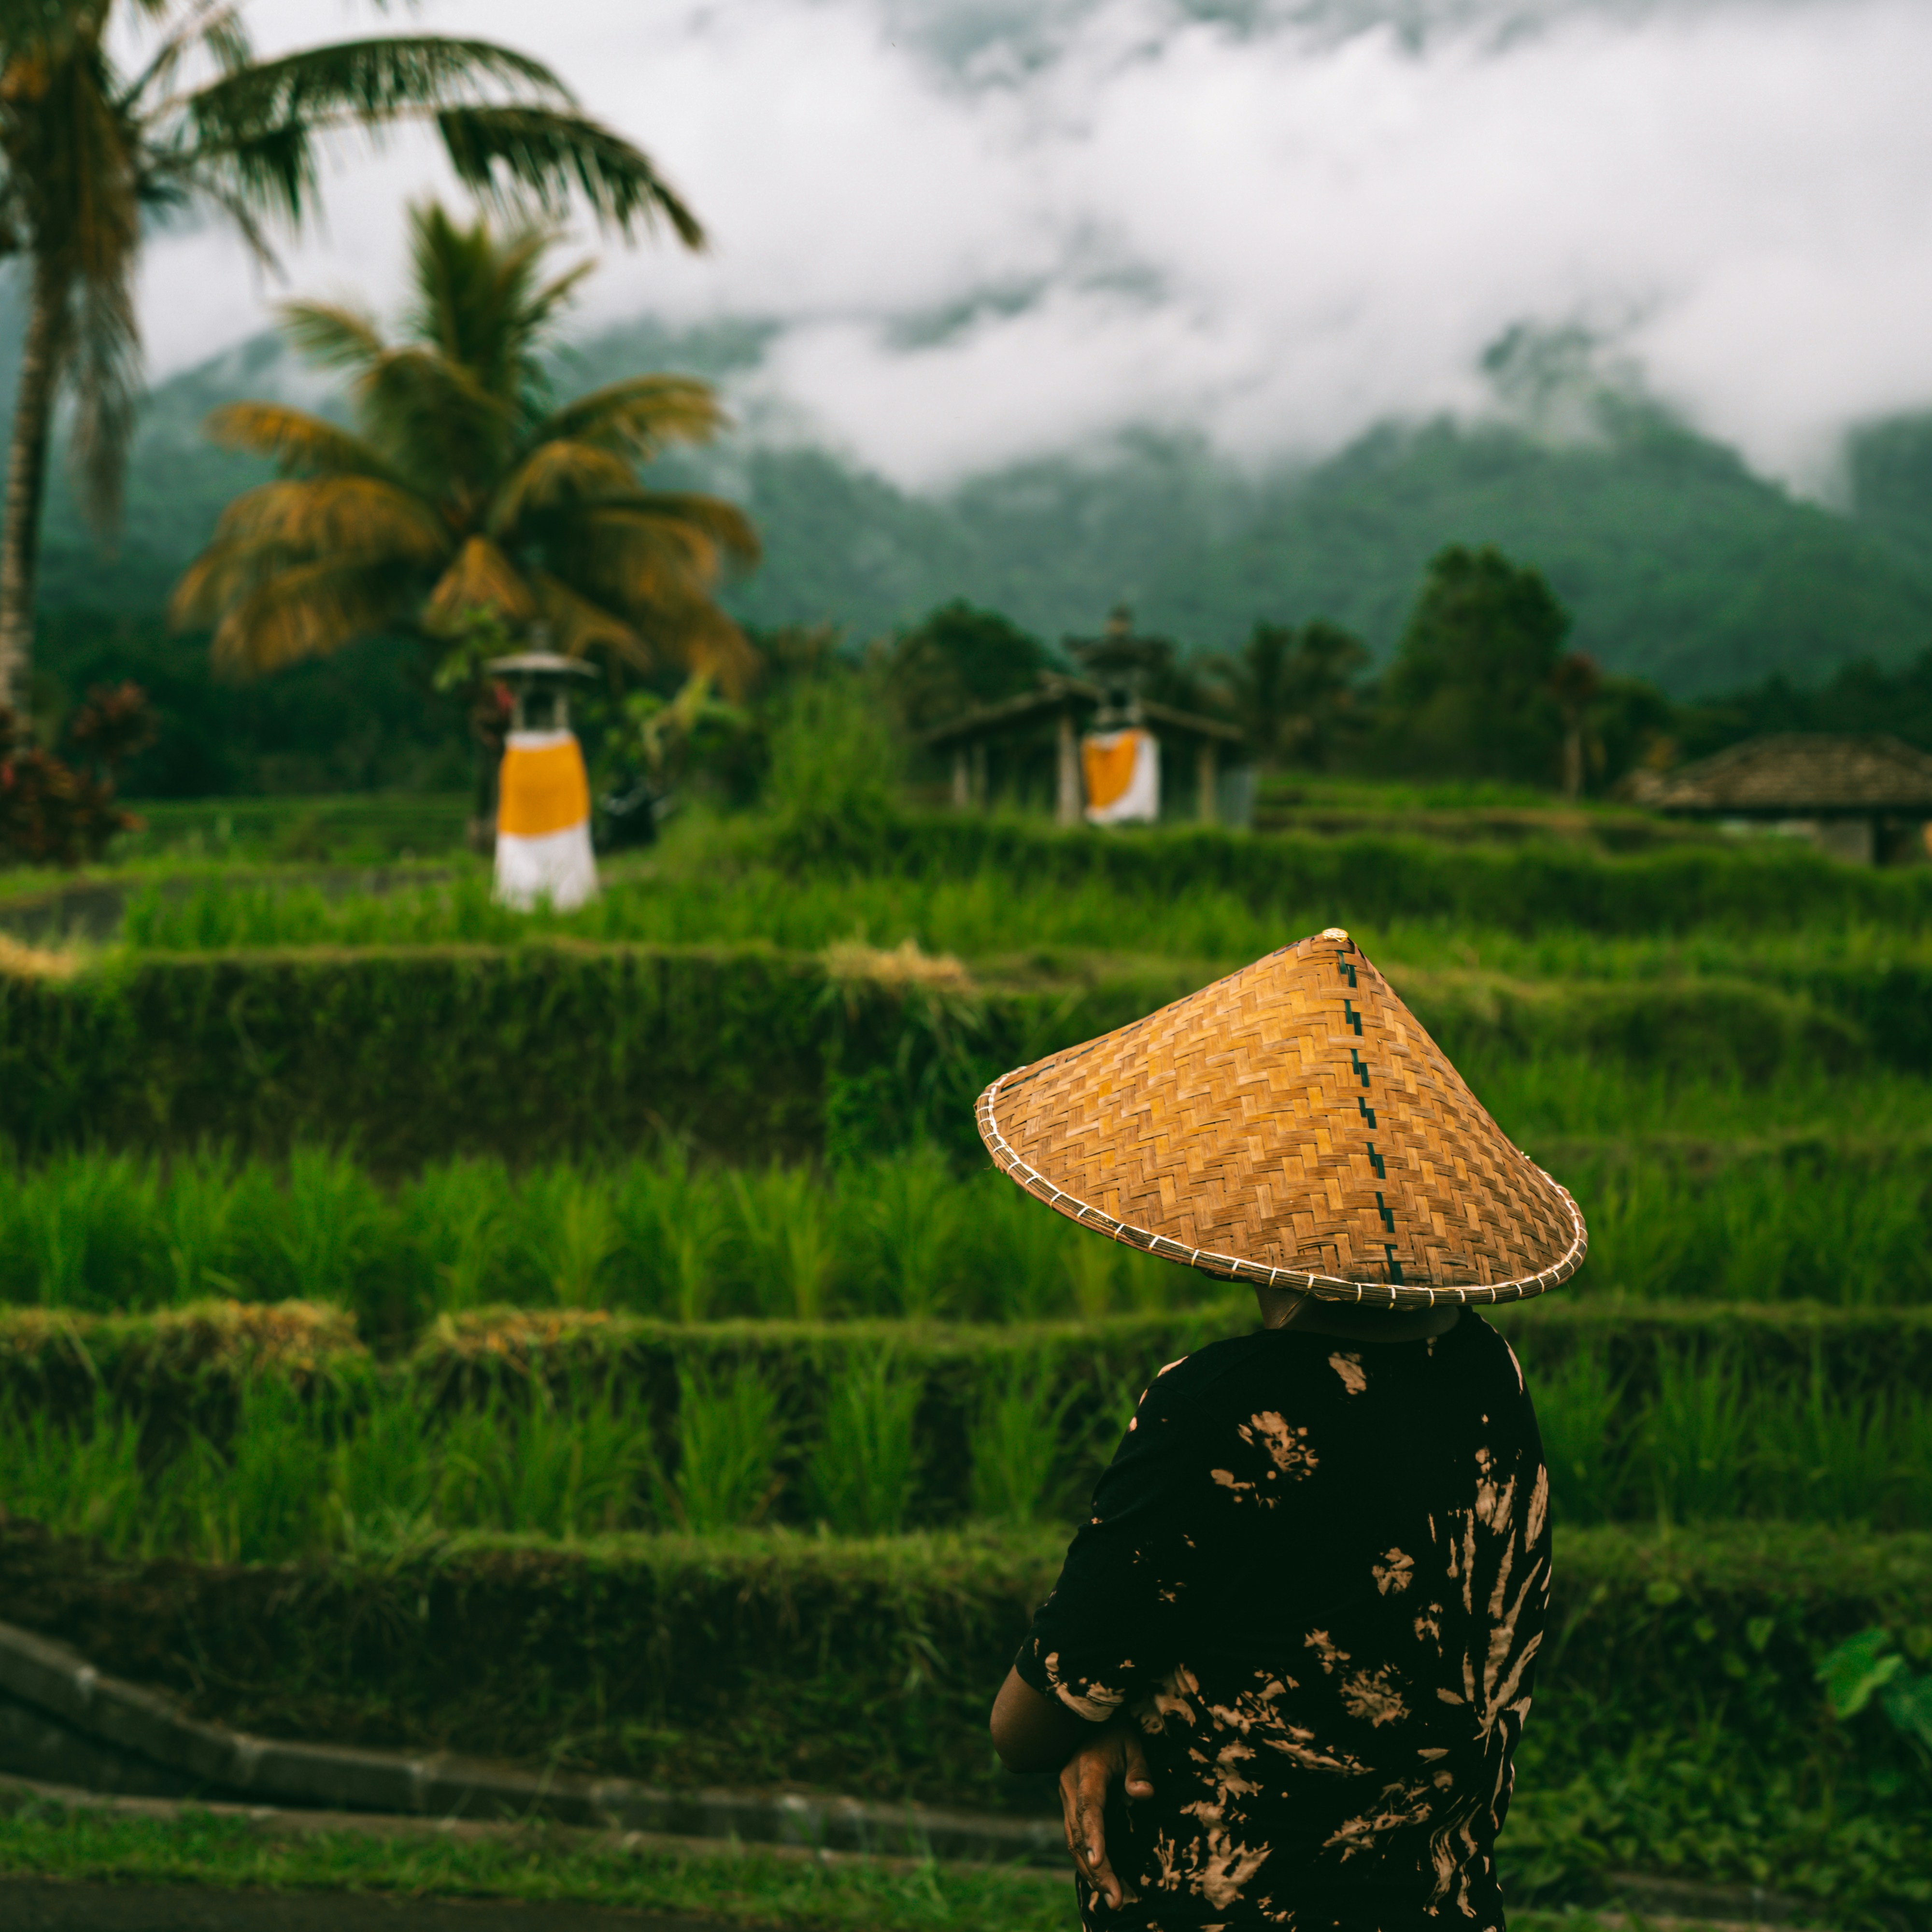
top-left (975, 931), bottom-right (1585, 1309)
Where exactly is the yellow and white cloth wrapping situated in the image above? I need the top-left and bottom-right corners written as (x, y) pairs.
top-left (494, 728), bottom-right (598, 910)
top-left (1081, 727), bottom-right (1160, 824)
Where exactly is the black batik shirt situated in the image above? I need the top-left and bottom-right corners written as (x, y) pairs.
top-left (1015, 1313), bottom-right (1549, 1932)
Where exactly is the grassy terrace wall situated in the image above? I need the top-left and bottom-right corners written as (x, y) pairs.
top-left (781, 813), bottom-right (1932, 934)
top-left (2, 942), bottom-right (1926, 1167)
top-left (1, 1519), bottom-right (1923, 1821)
top-left (9, 1299), bottom-right (1931, 1420)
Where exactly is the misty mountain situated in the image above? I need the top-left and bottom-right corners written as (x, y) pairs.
top-left (21, 312), bottom-right (1932, 702)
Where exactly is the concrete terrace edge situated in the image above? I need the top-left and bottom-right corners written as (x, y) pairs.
top-left (0, 1619), bottom-right (1060, 1865)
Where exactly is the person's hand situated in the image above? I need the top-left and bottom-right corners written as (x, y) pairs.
top-left (1058, 1720), bottom-right (1154, 1909)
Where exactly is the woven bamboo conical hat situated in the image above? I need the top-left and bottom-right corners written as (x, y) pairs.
top-left (977, 929), bottom-right (1584, 1307)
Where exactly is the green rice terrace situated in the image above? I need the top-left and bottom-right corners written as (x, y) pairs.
top-left (2, 795), bottom-right (1931, 1928)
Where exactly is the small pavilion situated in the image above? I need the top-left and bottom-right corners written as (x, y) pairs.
top-left (921, 610), bottom-right (1246, 826)
top-left (1636, 734), bottom-right (1932, 865)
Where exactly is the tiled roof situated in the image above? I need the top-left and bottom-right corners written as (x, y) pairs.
top-left (1643, 734), bottom-right (1932, 814)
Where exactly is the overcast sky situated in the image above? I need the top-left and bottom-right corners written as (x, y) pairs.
top-left (132, 0), bottom-right (1932, 496)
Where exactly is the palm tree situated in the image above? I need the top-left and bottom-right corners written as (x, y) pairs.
top-left (1211, 619), bottom-right (1369, 770)
top-left (0, 0), bottom-right (706, 711)
top-left (170, 201), bottom-right (759, 696)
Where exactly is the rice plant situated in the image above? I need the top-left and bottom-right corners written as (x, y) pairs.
top-left (733, 1167), bottom-right (835, 1320)
top-left (663, 1364), bottom-right (784, 1531)
top-left (806, 1352), bottom-right (923, 1535)
top-left (1064, 1239), bottom-right (1119, 1320)
top-left (0, 1139), bottom-right (1925, 1326)
top-left (1635, 1346), bottom-right (1753, 1524)
top-left (523, 1166), bottom-right (621, 1309)
top-left (861, 1144), bottom-right (963, 1319)
top-left (614, 1147), bottom-right (732, 1321)
top-left (329, 1376), bottom-right (440, 1548)
top-left (961, 1179), bottom-right (1079, 1322)
top-left (171, 1376), bottom-right (333, 1564)
top-left (161, 1145), bottom-right (246, 1304)
top-left (6, 1151), bottom-right (160, 1310)
top-left (494, 1377), bottom-right (655, 1536)
top-left (1772, 1362), bottom-right (1917, 1528)
top-left (278, 1145), bottom-right (384, 1305)
top-left (402, 1157), bottom-right (513, 1313)
top-left (968, 1360), bottom-right (1076, 1523)
top-left (0, 1392), bottom-right (152, 1552)
top-left (1532, 1342), bottom-right (1628, 1526)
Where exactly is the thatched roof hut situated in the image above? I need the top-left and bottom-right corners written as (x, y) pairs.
top-left (1636, 734), bottom-right (1932, 865)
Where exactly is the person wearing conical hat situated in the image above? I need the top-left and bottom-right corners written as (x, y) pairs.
top-left (988, 930), bottom-right (1584, 1931)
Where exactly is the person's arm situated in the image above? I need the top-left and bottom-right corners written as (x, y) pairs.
top-left (990, 1668), bottom-right (1155, 1911)
top-left (989, 1662), bottom-right (1085, 1771)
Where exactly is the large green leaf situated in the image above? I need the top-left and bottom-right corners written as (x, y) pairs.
top-left (1818, 1626), bottom-right (1905, 1718)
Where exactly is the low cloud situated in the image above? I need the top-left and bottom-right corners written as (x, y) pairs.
top-left (130, 0), bottom-right (1932, 494)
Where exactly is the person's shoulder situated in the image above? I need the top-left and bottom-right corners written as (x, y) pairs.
top-left (1131, 1329), bottom-right (1291, 1424)
top-left (1449, 1311), bottom-right (1533, 1390)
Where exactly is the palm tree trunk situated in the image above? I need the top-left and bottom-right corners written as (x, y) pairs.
top-left (0, 261), bottom-right (66, 717)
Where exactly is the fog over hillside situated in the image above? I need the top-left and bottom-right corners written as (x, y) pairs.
top-left (26, 312), bottom-right (1932, 699)
top-left (115, 0), bottom-right (1932, 496)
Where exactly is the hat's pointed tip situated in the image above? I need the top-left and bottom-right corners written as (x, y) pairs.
top-left (1320, 926), bottom-right (1349, 941)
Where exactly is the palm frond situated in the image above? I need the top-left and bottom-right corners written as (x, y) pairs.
top-left (201, 402), bottom-right (393, 479)
top-left (592, 493), bottom-right (762, 568)
top-left (486, 439), bottom-right (637, 537)
top-left (544, 501), bottom-right (760, 607)
top-left (434, 106), bottom-right (704, 246)
top-left (541, 518), bottom-right (714, 619)
top-left (181, 34), bottom-right (566, 133)
top-left (178, 37), bottom-right (570, 226)
top-left (538, 516), bottom-right (759, 696)
top-left (401, 199), bottom-right (581, 407)
top-left (529, 572), bottom-right (647, 665)
top-left (170, 529), bottom-right (297, 632)
top-left (634, 593), bottom-right (760, 698)
top-left (120, 0), bottom-right (252, 110)
top-left (421, 533), bottom-right (537, 635)
top-left (176, 117), bottom-right (315, 230)
top-left (206, 475), bottom-right (450, 565)
top-left (278, 299), bottom-right (386, 374)
top-left (531, 375), bottom-right (727, 459)
top-left (354, 343), bottom-right (515, 497)
top-left (202, 555), bottom-right (420, 673)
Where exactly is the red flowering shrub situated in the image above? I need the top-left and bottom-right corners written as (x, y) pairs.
top-left (0, 682), bottom-right (157, 867)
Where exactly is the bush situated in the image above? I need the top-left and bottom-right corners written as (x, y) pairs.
top-left (0, 685), bottom-right (156, 868)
